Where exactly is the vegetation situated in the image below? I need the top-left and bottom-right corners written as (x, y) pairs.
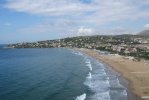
top-left (7, 34), bottom-right (149, 60)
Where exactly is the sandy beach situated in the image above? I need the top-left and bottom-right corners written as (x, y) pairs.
top-left (75, 48), bottom-right (149, 100)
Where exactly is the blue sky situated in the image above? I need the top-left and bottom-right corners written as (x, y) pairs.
top-left (0, 0), bottom-right (149, 43)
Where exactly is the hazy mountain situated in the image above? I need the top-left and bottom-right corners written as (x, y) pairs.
top-left (138, 30), bottom-right (149, 36)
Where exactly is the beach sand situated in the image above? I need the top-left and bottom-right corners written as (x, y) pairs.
top-left (74, 48), bottom-right (149, 100)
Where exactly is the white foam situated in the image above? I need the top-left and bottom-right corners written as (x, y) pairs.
top-left (87, 72), bottom-right (92, 79)
top-left (85, 59), bottom-right (93, 71)
top-left (85, 59), bottom-right (90, 64)
top-left (86, 63), bottom-right (92, 71)
top-left (116, 78), bottom-right (120, 85)
top-left (83, 59), bottom-right (128, 100)
top-left (91, 91), bottom-right (111, 100)
top-left (76, 93), bottom-right (86, 100)
top-left (73, 51), bottom-right (83, 56)
top-left (84, 73), bottom-right (110, 93)
top-left (122, 90), bottom-right (127, 96)
top-left (91, 80), bottom-right (109, 92)
top-left (95, 69), bottom-right (107, 76)
top-left (114, 78), bottom-right (122, 87)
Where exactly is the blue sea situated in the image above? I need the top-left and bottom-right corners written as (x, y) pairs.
top-left (0, 45), bottom-right (128, 100)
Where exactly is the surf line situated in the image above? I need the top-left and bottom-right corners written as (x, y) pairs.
top-left (85, 59), bottom-right (93, 71)
top-left (76, 93), bottom-right (86, 100)
top-left (87, 72), bottom-right (92, 79)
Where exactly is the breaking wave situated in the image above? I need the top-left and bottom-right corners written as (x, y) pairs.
top-left (83, 57), bottom-right (128, 100)
top-left (72, 51), bottom-right (83, 56)
top-left (85, 58), bottom-right (93, 71)
top-left (73, 52), bottom-right (128, 100)
top-left (76, 93), bottom-right (86, 100)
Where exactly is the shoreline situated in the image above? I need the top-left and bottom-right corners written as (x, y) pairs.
top-left (74, 48), bottom-right (148, 100)
top-left (93, 56), bottom-right (142, 100)
top-left (104, 60), bottom-right (141, 100)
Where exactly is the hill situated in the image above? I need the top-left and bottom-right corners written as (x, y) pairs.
top-left (138, 30), bottom-right (149, 36)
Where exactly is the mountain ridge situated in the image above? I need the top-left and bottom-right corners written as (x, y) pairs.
top-left (138, 30), bottom-right (149, 36)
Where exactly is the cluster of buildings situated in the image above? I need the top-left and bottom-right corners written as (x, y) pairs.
top-left (8, 35), bottom-right (149, 59)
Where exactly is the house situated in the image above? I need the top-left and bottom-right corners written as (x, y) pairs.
top-left (126, 47), bottom-right (137, 53)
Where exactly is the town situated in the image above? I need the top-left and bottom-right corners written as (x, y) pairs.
top-left (8, 34), bottom-right (149, 60)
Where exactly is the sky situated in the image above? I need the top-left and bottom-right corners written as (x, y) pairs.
top-left (0, 0), bottom-right (149, 43)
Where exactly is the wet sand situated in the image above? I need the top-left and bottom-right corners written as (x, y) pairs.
top-left (74, 48), bottom-right (149, 100)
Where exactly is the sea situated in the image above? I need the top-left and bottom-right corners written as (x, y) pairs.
top-left (0, 45), bottom-right (128, 100)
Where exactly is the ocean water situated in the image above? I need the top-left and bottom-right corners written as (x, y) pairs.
top-left (0, 46), bottom-right (128, 100)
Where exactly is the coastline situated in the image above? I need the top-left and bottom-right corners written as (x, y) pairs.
top-left (74, 48), bottom-right (149, 100)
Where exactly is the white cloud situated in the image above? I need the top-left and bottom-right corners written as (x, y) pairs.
top-left (4, 0), bottom-right (149, 36)
top-left (4, 0), bottom-right (94, 16)
top-left (8, 1), bottom-right (149, 14)
top-left (18, 19), bottom-right (77, 36)
top-left (77, 27), bottom-right (94, 36)
top-left (5, 0), bottom-right (149, 21)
